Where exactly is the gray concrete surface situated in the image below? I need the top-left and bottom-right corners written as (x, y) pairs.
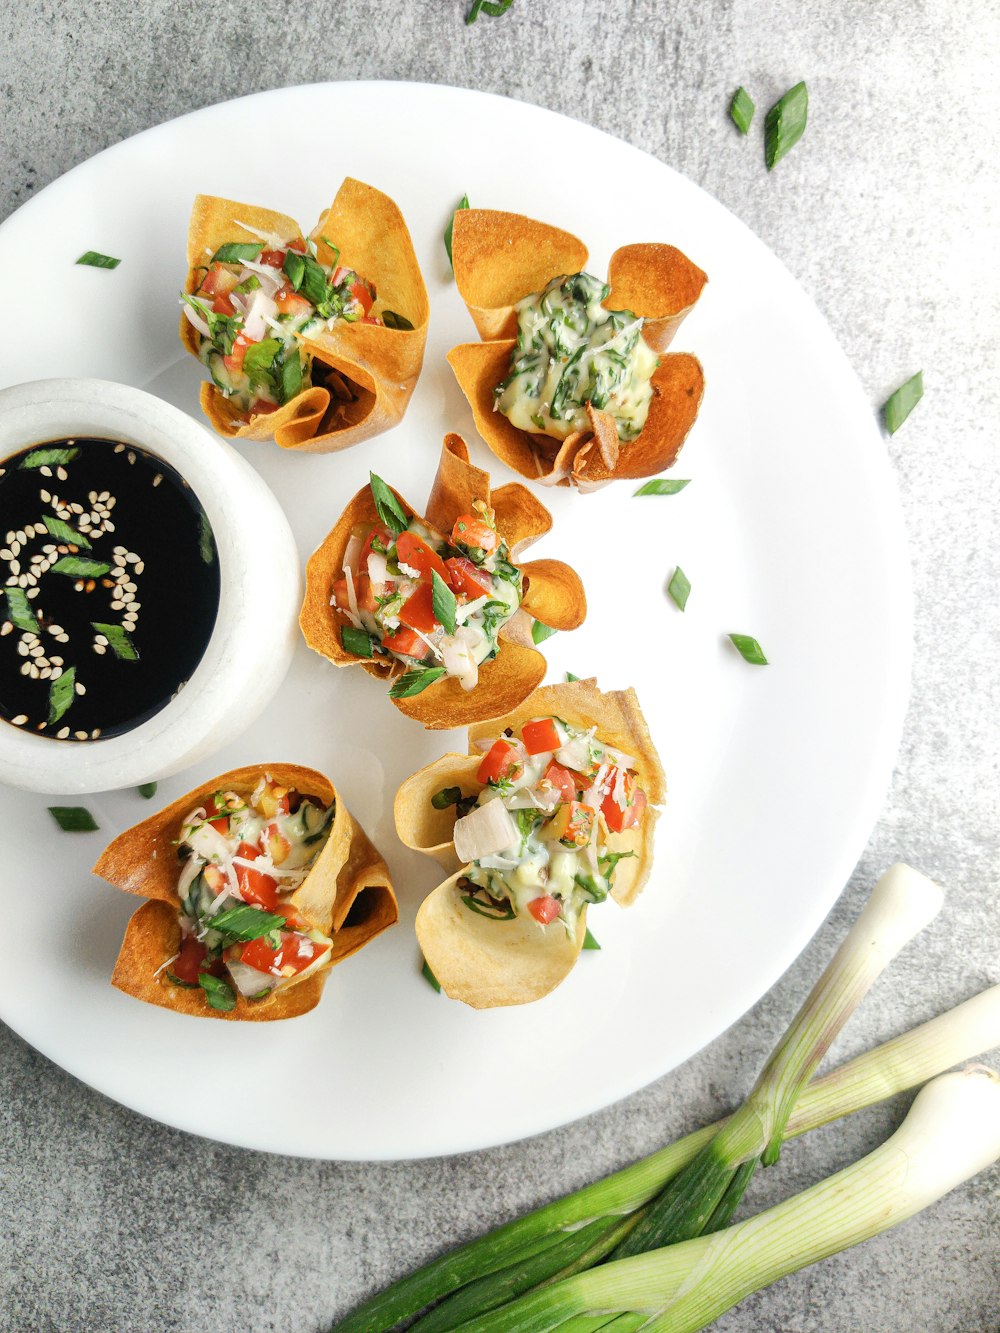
top-left (1, 1), bottom-right (999, 1330)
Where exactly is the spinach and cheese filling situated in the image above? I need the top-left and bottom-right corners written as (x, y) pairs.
top-left (180, 229), bottom-right (382, 419)
top-left (494, 272), bottom-right (659, 443)
top-left (166, 775), bottom-right (335, 1012)
top-left (442, 716), bottom-right (648, 936)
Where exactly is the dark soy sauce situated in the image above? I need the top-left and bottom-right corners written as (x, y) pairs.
top-left (0, 438), bottom-right (221, 742)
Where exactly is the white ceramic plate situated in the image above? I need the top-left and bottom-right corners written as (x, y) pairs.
top-left (0, 83), bottom-right (910, 1160)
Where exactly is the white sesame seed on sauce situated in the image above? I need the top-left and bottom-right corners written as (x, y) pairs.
top-left (56, 726), bottom-right (70, 739)
top-left (91, 728), bottom-right (101, 738)
top-left (55, 633), bottom-right (69, 643)
top-left (9, 560), bottom-right (20, 576)
top-left (39, 466), bottom-right (52, 478)
top-left (94, 634), bottom-right (108, 646)
top-left (104, 521), bottom-right (116, 532)
top-left (19, 661), bottom-right (31, 676)
top-left (11, 715), bottom-right (27, 726)
top-left (92, 643), bottom-right (106, 655)
top-left (110, 600), bottom-right (124, 611)
top-left (56, 467), bottom-right (68, 481)
top-left (126, 552), bottom-right (140, 564)
top-left (49, 666), bottom-right (62, 680)
top-left (114, 444), bottom-right (125, 454)
top-left (26, 588), bottom-right (39, 598)
top-left (134, 561), bottom-right (145, 575)
top-left (0, 622), bottom-right (12, 636)
top-left (127, 452), bottom-right (136, 465)
top-left (106, 497), bottom-right (116, 509)
top-left (74, 581), bottom-right (84, 592)
top-left (15, 641), bottom-right (28, 657)
top-left (74, 731), bottom-right (88, 741)
top-left (152, 474), bottom-right (163, 487)
top-left (39, 667), bottom-right (51, 679)
top-left (15, 531), bottom-right (25, 545)
top-left (75, 682), bottom-right (86, 696)
top-left (28, 664), bottom-right (40, 679)
top-left (0, 549), bottom-right (11, 561)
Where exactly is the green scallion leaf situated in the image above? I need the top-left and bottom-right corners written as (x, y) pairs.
top-left (583, 928), bottom-right (601, 951)
top-left (19, 446), bottom-right (79, 470)
top-left (76, 250), bottom-right (120, 270)
top-left (634, 478), bottom-right (691, 497)
top-left (432, 786), bottom-right (463, 810)
top-left (764, 81), bottom-right (808, 170)
top-left (667, 566), bottom-right (691, 612)
top-left (43, 515), bottom-right (91, 548)
top-left (138, 782), bottom-right (158, 800)
top-left (281, 350), bottom-right (303, 403)
top-left (729, 633), bottom-right (769, 665)
top-left (389, 667), bottom-right (447, 699)
top-left (91, 622), bottom-right (138, 662)
top-left (432, 570), bottom-right (458, 635)
top-left (210, 904), bottom-right (287, 944)
top-left (369, 472), bottom-right (410, 536)
top-left (199, 973), bottom-right (237, 1012)
top-left (5, 587), bottom-right (38, 633)
top-left (466, 0), bottom-right (513, 22)
top-left (531, 620), bottom-right (558, 646)
top-left (566, 672), bottom-right (581, 683)
top-left (48, 666), bottom-right (77, 725)
top-left (211, 241), bottom-right (264, 264)
top-left (282, 249), bottom-right (306, 290)
top-left (48, 804), bottom-right (98, 832)
top-left (729, 86), bottom-right (755, 135)
top-left (444, 194), bottom-right (470, 268)
top-left (342, 625), bottom-right (375, 658)
top-left (198, 510), bottom-right (215, 566)
top-left (50, 556), bottom-right (111, 578)
top-left (461, 892), bottom-right (516, 920)
top-left (422, 958), bottom-right (443, 992)
top-left (381, 310), bottom-right (415, 331)
top-left (882, 372), bottom-right (923, 435)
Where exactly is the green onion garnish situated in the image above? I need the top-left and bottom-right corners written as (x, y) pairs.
top-left (199, 973), bottom-right (237, 1012)
top-left (566, 672), bottom-right (580, 683)
top-left (19, 446), bottom-right (79, 470)
top-left (341, 625), bottom-right (375, 658)
top-left (381, 310), bottom-right (415, 331)
top-left (882, 372), bottom-right (923, 435)
top-left (431, 570), bottom-right (458, 635)
top-left (444, 194), bottom-right (470, 268)
top-left (210, 241), bottom-right (264, 264)
top-left (5, 587), bottom-right (38, 634)
top-left (43, 515), bottom-right (91, 548)
top-left (431, 786), bottom-right (463, 810)
top-left (667, 566), bottom-right (691, 611)
top-left (389, 667), bottom-right (447, 699)
top-left (48, 805), bottom-right (98, 832)
top-left (729, 86), bottom-right (755, 135)
top-left (76, 251), bottom-right (120, 270)
top-left (138, 783), bottom-right (157, 800)
top-left (531, 620), bottom-right (558, 646)
top-left (422, 958), bottom-right (442, 993)
top-left (48, 666), bottom-right (77, 726)
top-left (91, 622), bottom-right (138, 662)
top-left (50, 556), bottom-right (111, 578)
top-left (633, 478), bottom-right (691, 497)
top-left (210, 904), bottom-right (287, 944)
top-left (764, 81), bottom-right (808, 170)
top-left (729, 632), bottom-right (769, 665)
top-left (369, 472), bottom-right (409, 536)
top-left (582, 928), bottom-right (601, 951)
top-left (466, 0), bottom-right (513, 22)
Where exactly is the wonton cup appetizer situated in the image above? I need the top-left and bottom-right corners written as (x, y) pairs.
top-left (447, 209), bottom-right (706, 491)
top-left (94, 764), bottom-right (397, 1021)
top-left (396, 679), bottom-right (665, 1008)
top-left (300, 434), bottom-right (587, 729)
top-left (180, 178), bottom-right (429, 453)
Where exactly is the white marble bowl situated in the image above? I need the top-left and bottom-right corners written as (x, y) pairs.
top-left (0, 379), bottom-right (301, 794)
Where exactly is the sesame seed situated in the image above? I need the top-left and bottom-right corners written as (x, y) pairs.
top-left (91, 728), bottom-right (101, 738)
top-left (40, 466), bottom-right (52, 478)
top-left (75, 683), bottom-right (86, 696)
top-left (11, 715), bottom-right (27, 726)
top-left (104, 522), bottom-right (115, 532)
top-left (0, 622), bottom-right (11, 636)
top-left (92, 644), bottom-right (106, 655)
top-left (56, 467), bottom-right (68, 481)
top-left (152, 474), bottom-right (162, 487)
top-left (28, 644), bottom-right (42, 657)
top-left (74, 581), bottom-right (84, 592)
top-left (16, 642), bottom-right (27, 656)
top-left (106, 497), bottom-right (116, 509)
top-left (110, 600), bottom-right (124, 611)
top-left (17, 575), bottom-right (28, 588)
top-left (19, 662), bottom-right (31, 676)
top-left (15, 531), bottom-right (25, 544)
top-left (39, 490), bottom-right (51, 503)
top-left (74, 730), bottom-right (88, 740)
top-left (28, 664), bottom-right (39, 678)
top-left (57, 726), bottom-right (70, 739)
top-left (127, 452), bottom-right (136, 465)
top-left (39, 667), bottom-right (51, 679)
top-left (26, 588), bottom-right (38, 599)
top-left (134, 561), bottom-right (145, 575)
top-left (42, 544), bottom-right (56, 554)
top-left (0, 550), bottom-right (10, 561)
top-left (48, 624), bottom-right (63, 635)
top-left (126, 552), bottom-right (139, 564)
top-left (25, 574), bottom-right (36, 586)
top-left (50, 667), bottom-right (62, 680)
top-left (3, 533), bottom-right (12, 544)
top-left (113, 545), bottom-right (126, 555)
top-left (56, 634), bottom-right (69, 643)
top-left (130, 602), bottom-right (141, 612)
top-left (114, 444), bottom-right (125, 454)
top-left (9, 560), bottom-right (19, 575)
top-left (95, 635), bottom-right (108, 646)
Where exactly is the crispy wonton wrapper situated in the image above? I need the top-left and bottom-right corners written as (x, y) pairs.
top-left (180, 179), bottom-right (429, 453)
top-left (448, 208), bottom-right (706, 490)
top-left (395, 679), bottom-right (665, 1008)
top-left (299, 434), bottom-right (587, 729)
top-left (94, 763), bottom-right (397, 1022)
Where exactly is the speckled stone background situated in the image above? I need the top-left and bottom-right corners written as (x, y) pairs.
top-left (1, 2), bottom-right (998, 1330)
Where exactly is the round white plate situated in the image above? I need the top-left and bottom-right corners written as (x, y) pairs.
top-left (0, 82), bottom-right (910, 1160)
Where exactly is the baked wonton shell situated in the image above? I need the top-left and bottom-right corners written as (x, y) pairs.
top-left (180, 179), bottom-right (429, 453)
top-left (396, 679), bottom-right (664, 1007)
top-left (94, 763), bottom-right (397, 1022)
top-left (299, 434), bottom-right (587, 729)
top-left (448, 209), bottom-right (706, 489)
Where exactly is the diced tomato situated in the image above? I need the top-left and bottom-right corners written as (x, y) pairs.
top-left (234, 841), bottom-right (279, 912)
top-left (200, 264), bottom-right (239, 299)
top-left (275, 283), bottom-right (312, 317)
top-left (602, 773), bottom-right (648, 833)
top-left (350, 282), bottom-right (374, 316)
top-left (382, 625), bottom-right (428, 659)
top-left (223, 332), bottom-right (256, 375)
top-left (171, 937), bottom-right (211, 985)
top-left (542, 760), bottom-right (578, 804)
top-left (207, 814), bottom-right (230, 835)
top-left (259, 248), bottom-right (286, 268)
top-left (213, 291), bottom-right (236, 315)
top-left (249, 398), bottom-right (278, 416)
top-left (355, 573), bottom-right (378, 615)
top-left (395, 530), bottom-right (449, 583)
top-left (332, 577), bottom-right (349, 609)
top-left (527, 895), bottom-right (561, 925)
top-left (360, 524), bottom-right (394, 566)
top-left (398, 582), bottom-right (439, 634)
top-left (522, 718), bottom-right (561, 755)
top-left (255, 784), bottom-right (290, 818)
top-left (477, 737), bottom-right (527, 786)
top-left (445, 556), bottom-right (492, 600)
top-left (362, 314), bottom-right (380, 325)
top-left (451, 514), bottom-right (500, 557)
top-left (288, 237), bottom-right (307, 254)
top-left (545, 800), bottom-right (596, 848)
top-left (262, 822), bottom-right (291, 866)
top-left (203, 864), bottom-right (226, 895)
top-left (239, 932), bottom-right (330, 978)
top-left (331, 266), bottom-right (350, 285)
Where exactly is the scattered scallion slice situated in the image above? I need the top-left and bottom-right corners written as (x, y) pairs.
top-left (43, 515), bottom-right (90, 548)
top-left (342, 625), bottom-right (375, 658)
top-left (422, 958), bottom-right (443, 993)
top-left (50, 556), bottom-right (111, 578)
top-left (432, 570), bottom-right (458, 635)
top-left (76, 250), bottom-right (120, 270)
top-left (667, 566), bottom-right (691, 611)
top-left (381, 310), bottom-right (415, 331)
top-left (633, 478), bottom-right (691, 497)
top-left (138, 782), bottom-right (157, 800)
top-left (211, 241), bottom-right (264, 264)
top-left (444, 194), bottom-right (470, 268)
top-left (566, 672), bottom-right (580, 683)
top-left (432, 786), bottom-right (463, 810)
top-left (369, 472), bottom-right (409, 536)
top-left (48, 805), bottom-right (98, 832)
top-left (729, 86), bottom-right (755, 135)
top-left (5, 587), bottom-right (38, 634)
top-left (583, 928), bottom-right (601, 951)
top-left (48, 666), bottom-right (77, 725)
top-left (19, 446), bottom-right (79, 470)
top-left (91, 622), bottom-right (138, 662)
top-left (199, 973), bottom-right (237, 1012)
top-left (389, 667), bottom-right (447, 699)
top-left (210, 904), bottom-right (286, 944)
top-left (882, 371), bottom-right (923, 435)
top-left (729, 632), bottom-right (769, 665)
top-left (531, 620), bottom-right (558, 646)
top-left (764, 80), bottom-right (808, 170)
top-left (466, 0), bottom-right (514, 21)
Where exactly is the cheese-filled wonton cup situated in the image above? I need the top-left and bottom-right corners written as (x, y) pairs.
top-left (95, 763), bottom-right (397, 1021)
top-left (180, 178), bottom-right (429, 453)
top-left (448, 208), bottom-right (706, 490)
top-left (396, 679), bottom-right (665, 1007)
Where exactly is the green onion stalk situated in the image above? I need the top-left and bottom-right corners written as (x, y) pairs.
top-left (332, 866), bottom-right (1000, 1333)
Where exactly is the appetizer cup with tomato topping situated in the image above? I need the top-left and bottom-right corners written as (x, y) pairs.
top-left (94, 764), bottom-right (397, 1020)
top-left (395, 679), bottom-right (665, 1007)
top-left (300, 434), bottom-right (587, 728)
top-left (447, 209), bottom-right (706, 491)
top-left (180, 179), bottom-right (429, 453)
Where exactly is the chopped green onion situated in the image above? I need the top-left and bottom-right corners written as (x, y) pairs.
top-left (667, 566), bottom-right (691, 612)
top-left (422, 958), bottom-right (442, 993)
top-left (48, 666), bottom-right (77, 726)
top-left (633, 478), bottom-right (691, 497)
top-left (466, 0), bottom-right (514, 21)
top-left (211, 241), bottom-right (264, 264)
top-left (582, 928), bottom-right (601, 951)
top-left (444, 194), bottom-right (470, 268)
top-left (566, 672), bottom-right (581, 682)
top-left (199, 973), bottom-right (237, 1012)
top-left (369, 472), bottom-right (409, 536)
top-left (729, 633), bottom-right (768, 665)
top-left (43, 515), bottom-right (90, 548)
top-left (5, 587), bottom-right (38, 634)
top-left (138, 782), bottom-right (157, 800)
top-left (432, 570), bottom-right (458, 635)
top-left (282, 249), bottom-right (306, 290)
top-left (531, 620), bottom-right (558, 646)
top-left (50, 556), bottom-right (111, 578)
top-left (48, 805), bottom-right (98, 832)
top-left (729, 86), bottom-right (755, 135)
top-left (19, 446), bottom-right (79, 470)
top-left (882, 371), bottom-right (923, 435)
top-left (389, 667), bottom-right (447, 699)
top-left (281, 350), bottom-right (303, 403)
top-left (76, 250), bottom-right (120, 270)
top-left (764, 81), bottom-right (808, 170)
top-left (91, 622), bottom-right (138, 662)
top-left (341, 625), bottom-right (375, 658)
top-left (210, 904), bottom-right (286, 943)
top-left (381, 310), bottom-right (415, 330)
top-left (432, 786), bottom-right (463, 810)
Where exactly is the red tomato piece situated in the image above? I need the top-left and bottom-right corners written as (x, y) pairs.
top-left (275, 284), bottom-right (312, 317)
top-left (451, 514), bottom-right (500, 556)
top-left (360, 524), bottom-right (394, 567)
top-left (398, 582), bottom-right (439, 634)
top-left (249, 399), bottom-right (278, 416)
top-left (259, 248), bottom-right (286, 268)
top-left (262, 822), bottom-right (291, 866)
top-left (445, 556), bottom-right (492, 600)
top-left (549, 800), bottom-right (596, 848)
top-left (350, 282), bottom-right (374, 315)
top-left (288, 237), bottom-right (307, 254)
top-left (200, 264), bottom-right (238, 299)
top-left (477, 737), bottom-right (527, 786)
top-left (382, 625), bottom-right (428, 659)
top-left (355, 573), bottom-right (378, 615)
top-left (526, 895), bottom-right (561, 925)
top-left (223, 333), bottom-right (255, 375)
top-left (207, 814), bottom-right (230, 835)
top-left (239, 932), bottom-right (330, 978)
top-left (602, 773), bottom-right (648, 833)
top-left (395, 530), bottom-right (449, 583)
top-left (234, 842), bottom-right (279, 912)
top-left (542, 761), bottom-right (578, 804)
top-left (212, 292), bottom-right (236, 315)
top-left (522, 718), bottom-right (561, 755)
top-left (171, 937), bottom-right (210, 985)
